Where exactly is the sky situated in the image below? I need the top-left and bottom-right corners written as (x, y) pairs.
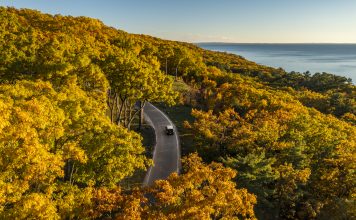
top-left (1, 0), bottom-right (356, 43)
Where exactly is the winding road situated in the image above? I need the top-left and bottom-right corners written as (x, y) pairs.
top-left (143, 102), bottom-right (181, 186)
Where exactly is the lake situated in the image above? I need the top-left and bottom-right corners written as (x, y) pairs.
top-left (198, 43), bottom-right (356, 82)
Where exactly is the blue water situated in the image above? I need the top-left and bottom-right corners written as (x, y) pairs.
top-left (198, 43), bottom-right (356, 82)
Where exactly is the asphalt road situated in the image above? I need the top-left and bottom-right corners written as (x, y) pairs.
top-left (143, 102), bottom-right (181, 186)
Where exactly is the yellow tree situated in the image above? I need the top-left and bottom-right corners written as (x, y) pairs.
top-left (0, 80), bottom-right (65, 218)
top-left (103, 48), bottom-right (177, 129)
top-left (143, 153), bottom-right (257, 219)
top-left (186, 73), bottom-right (356, 219)
top-left (0, 79), bottom-right (150, 218)
top-left (158, 43), bottom-right (174, 74)
top-left (86, 154), bottom-right (257, 220)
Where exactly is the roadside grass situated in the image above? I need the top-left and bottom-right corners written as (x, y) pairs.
top-left (172, 77), bottom-right (191, 94)
top-left (155, 103), bottom-right (197, 156)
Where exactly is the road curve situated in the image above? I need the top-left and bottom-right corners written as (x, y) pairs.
top-left (143, 102), bottom-right (181, 186)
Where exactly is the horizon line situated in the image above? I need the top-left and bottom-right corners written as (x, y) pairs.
top-left (194, 42), bottom-right (356, 44)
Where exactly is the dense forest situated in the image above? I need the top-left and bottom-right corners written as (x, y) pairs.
top-left (0, 7), bottom-right (355, 219)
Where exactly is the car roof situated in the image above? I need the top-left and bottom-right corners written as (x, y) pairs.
top-left (166, 125), bottom-right (174, 129)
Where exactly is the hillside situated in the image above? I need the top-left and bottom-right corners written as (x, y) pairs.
top-left (0, 7), bottom-right (355, 219)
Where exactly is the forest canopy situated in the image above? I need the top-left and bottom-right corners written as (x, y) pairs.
top-left (0, 7), bottom-right (355, 220)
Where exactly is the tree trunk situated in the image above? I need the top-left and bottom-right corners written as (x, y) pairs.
top-left (107, 89), bottom-right (116, 123)
top-left (69, 162), bottom-right (75, 185)
top-left (128, 100), bottom-right (133, 130)
top-left (175, 60), bottom-right (181, 80)
top-left (124, 100), bottom-right (128, 127)
top-left (112, 93), bottom-right (117, 123)
top-left (127, 101), bottom-right (146, 130)
top-left (165, 58), bottom-right (168, 74)
top-left (64, 159), bottom-right (74, 184)
top-left (64, 160), bottom-right (70, 182)
top-left (116, 95), bottom-right (126, 125)
top-left (138, 101), bottom-right (145, 130)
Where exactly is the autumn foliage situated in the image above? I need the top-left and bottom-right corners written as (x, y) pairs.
top-left (85, 154), bottom-right (257, 220)
top-left (1, 6), bottom-right (355, 220)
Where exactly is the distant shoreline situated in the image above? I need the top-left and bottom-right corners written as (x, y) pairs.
top-left (198, 43), bottom-right (356, 82)
top-left (196, 42), bottom-right (356, 45)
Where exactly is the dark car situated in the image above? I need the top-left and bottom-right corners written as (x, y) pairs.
top-left (165, 125), bottom-right (174, 135)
